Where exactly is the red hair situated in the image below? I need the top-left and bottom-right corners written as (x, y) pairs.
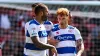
top-left (56, 8), bottom-right (72, 25)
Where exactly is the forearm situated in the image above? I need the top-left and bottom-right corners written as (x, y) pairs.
top-left (77, 43), bottom-right (84, 56)
top-left (47, 37), bottom-right (59, 46)
top-left (36, 41), bottom-right (54, 50)
top-left (76, 39), bottom-right (84, 56)
top-left (31, 36), bottom-right (55, 50)
top-left (77, 49), bottom-right (84, 56)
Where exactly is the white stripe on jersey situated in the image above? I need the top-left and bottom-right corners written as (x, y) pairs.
top-left (25, 36), bottom-right (47, 44)
top-left (56, 40), bottom-right (76, 48)
top-left (44, 24), bottom-right (53, 31)
top-left (25, 36), bottom-right (33, 43)
top-left (52, 28), bottom-right (75, 36)
top-left (24, 48), bottom-right (46, 56)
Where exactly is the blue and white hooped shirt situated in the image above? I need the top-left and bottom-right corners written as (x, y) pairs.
top-left (51, 24), bottom-right (82, 56)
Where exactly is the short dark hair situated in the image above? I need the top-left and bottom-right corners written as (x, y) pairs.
top-left (34, 4), bottom-right (47, 15)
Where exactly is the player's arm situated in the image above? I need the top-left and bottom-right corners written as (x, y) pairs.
top-left (31, 36), bottom-right (55, 49)
top-left (48, 36), bottom-right (59, 46)
top-left (28, 24), bottom-right (57, 56)
top-left (76, 39), bottom-right (84, 56)
top-left (75, 28), bottom-right (84, 56)
top-left (31, 36), bottom-right (57, 56)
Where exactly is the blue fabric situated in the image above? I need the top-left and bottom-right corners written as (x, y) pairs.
top-left (25, 43), bottom-right (45, 50)
top-left (52, 26), bottom-right (60, 32)
top-left (38, 31), bottom-right (48, 37)
top-left (46, 31), bottom-right (50, 35)
top-left (57, 47), bottom-right (77, 54)
top-left (26, 30), bottom-right (30, 37)
top-left (44, 21), bottom-right (52, 25)
top-left (29, 19), bottom-right (40, 25)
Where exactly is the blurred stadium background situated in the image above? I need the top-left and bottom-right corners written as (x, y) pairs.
top-left (0, 0), bottom-right (100, 56)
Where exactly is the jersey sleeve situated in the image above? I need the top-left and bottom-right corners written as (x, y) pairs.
top-left (49, 30), bottom-right (54, 38)
top-left (27, 24), bottom-right (38, 37)
top-left (49, 24), bottom-right (59, 39)
top-left (25, 22), bottom-right (29, 35)
top-left (49, 27), bottom-right (55, 39)
top-left (50, 21), bottom-right (54, 30)
top-left (45, 21), bottom-right (54, 36)
top-left (74, 27), bottom-right (83, 40)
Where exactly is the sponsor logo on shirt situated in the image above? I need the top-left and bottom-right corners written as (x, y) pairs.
top-left (31, 30), bottom-right (37, 35)
top-left (56, 36), bottom-right (73, 41)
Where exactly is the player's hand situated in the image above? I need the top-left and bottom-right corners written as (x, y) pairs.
top-left (48, 38), bottom-right (59, 46)
top-left (51, 47), bottom-right (57, 56)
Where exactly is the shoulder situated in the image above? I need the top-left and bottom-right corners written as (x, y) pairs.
top-left (73, 27), bottom-right (81, 33)
top-left (25, 21), bottom-right (30, 25)
top-left (44, 20), bottom-right (53, 25)
top-left (25, 21), bottom-right (30, 28)
top-left (29, 20), bottom-right (36, 25)
top-left (25, 20), bottom-right (33, 26)
top-left (28, 19), bottom-right (40, 25)
top-left (26, 20), bottom-right (37, 28)
top-left (54, 24), bottom-right (59, 27)
top-left (68, 25), bottom-right (75, 29)
top-left (68, 25), bottom-right (80, 32)
top-left (52, 24), bottom-right (59, 31)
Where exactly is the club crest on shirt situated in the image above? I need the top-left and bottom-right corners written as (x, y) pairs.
top-left (68, 29), bottom-right (72, 32)
top-left (32, 28), bottom-right (35, 30)
top-left (31, 30), bottom-right (37, 35)
top-left (45, 25), bottom-right (49, 29)
top-left (56, 31), bottom-right (59, 34)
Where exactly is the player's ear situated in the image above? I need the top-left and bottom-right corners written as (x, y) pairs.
top-left (40, 11), bottom-right (43, 16)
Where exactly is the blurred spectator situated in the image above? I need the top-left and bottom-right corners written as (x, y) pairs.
top-left (49, 14), bottom-right (58, 24)
top-left (13, 43), bottom-right (24, 56)
top-left (84, 33), bottom-right (93, 56)
top-left (72, 16), bottom-right (89, 40)
top-left (72, 16), bottom-right (81, 27)
top-left (26, 11), bottom-right (33, 21)
top-left (91, 19), bottom-right (100, 38)
top-left (91, 18), bottom-right (100, 38)
top-left (2, 40), bottom-right (13, 56)
top-left (17, 11), bottom-right (25, 35)
top-left (9, 9), bottom-right (17, 31)
top-left (85, 18), bottom-right (96, 33)
top-left (90, 32), bottom-right (100, 56)
top-left (0, 8), bottom-right (11, 34)
top-left (2, 31), bottom-right (24, 56)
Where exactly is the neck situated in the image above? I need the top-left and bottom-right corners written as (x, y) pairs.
top-left (35, 16), bottom-right (43, 24)
top-left (59, 23), bottom-right (68, 29)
